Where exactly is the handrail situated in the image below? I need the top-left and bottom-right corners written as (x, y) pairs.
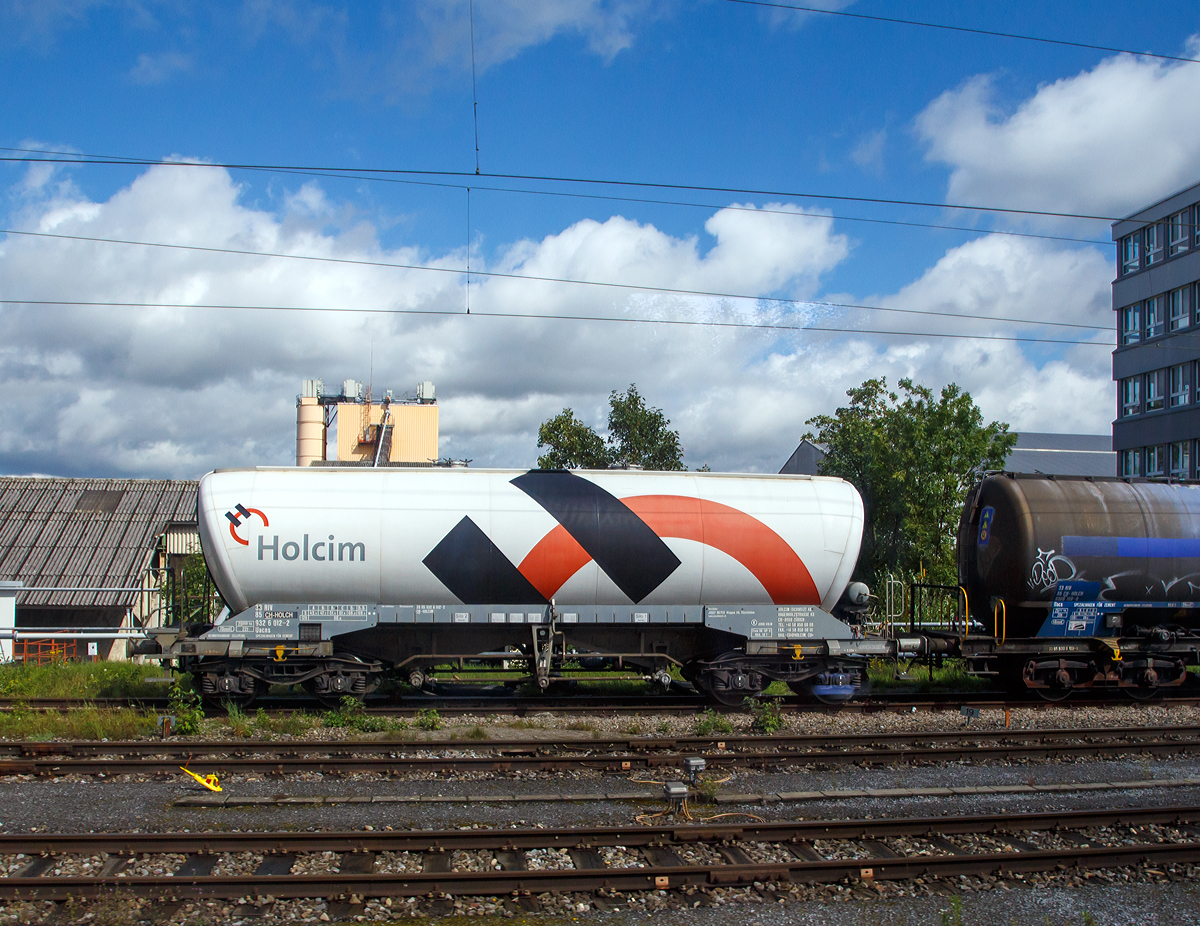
top-left (959, 586), bottom-right (969, 638)
top-left (993, 597), bottom-right (1007, 645)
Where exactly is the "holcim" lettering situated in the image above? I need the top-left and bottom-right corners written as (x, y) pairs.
top-left (257, 534), bottom-right (366, 562)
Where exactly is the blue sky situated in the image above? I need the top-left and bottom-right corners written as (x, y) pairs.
top-left (2, 1), bottom-right (1199, 476)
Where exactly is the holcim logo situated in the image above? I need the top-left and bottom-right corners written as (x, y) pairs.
top-left (225, 504), bottom-right (268, 546)
top-left (226, 503), bottom-right (366, 563)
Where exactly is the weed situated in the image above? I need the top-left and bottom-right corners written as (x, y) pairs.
top-left (655, 719), bottom-right (672, 735)
top-left (268, 712), bottom-right (317, 736)
top-left (566, 721), bottom-right (597, 732)
top-left (507, 718), bottom-right (543, 730)
top-left (321, 696), bottom-right (401, 733)
top-left (1082, 914), bottom-right (1097, 926)
top-left (940, 894), bottom-right (965, 926)
top-left (169, 679), bottom-right (204, 735)
top-left (64, 891), bottom-right (144, 926)
top-left (693, 776), bottom-right (721, 802)
top-left (693, 708), bottom-right (733, 736)
top-left (746, 697), bottom-right (784, 734)
top-left (415, 708), bottom-right (443, 731)
top-left (225, 704), bottom-right (253, 738)
top-left (621, 722), bottom-right (644, 736)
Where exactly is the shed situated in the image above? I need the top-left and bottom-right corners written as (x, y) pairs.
top-left (0, 477), bottom-right (200, 660)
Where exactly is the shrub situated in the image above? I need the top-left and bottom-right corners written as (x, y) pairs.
top-left (746, 697), bottom-right (784, 734)
top-left (169, 679), bottom-right (204, 735)
top-left (415, 708), bottom-right (442, 731)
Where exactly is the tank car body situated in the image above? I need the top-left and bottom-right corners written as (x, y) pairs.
top-left (957, 473), bottom-right (1200, 697)
top-left (200, 466), bottom-right (864, 613)
top-left (155, 467), bottom-right (917, 705)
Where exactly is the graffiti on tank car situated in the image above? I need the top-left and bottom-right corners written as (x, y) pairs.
top-left (1030, 548), bottom-right (1077, 592)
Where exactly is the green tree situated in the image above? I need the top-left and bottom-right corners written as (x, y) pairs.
top-left (804, 377), bottom-right (1015, 585)
top-left (535, 408), bottom-right (611, 469)
top-left (536, 385), bottom-right (685, 470)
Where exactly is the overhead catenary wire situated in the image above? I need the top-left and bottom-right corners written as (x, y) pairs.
top-left (0, 148), bottom-right (1123, 221)
top-left (0, 147), bottom-right (1113, 248)
top-left (468, 0), bottom-right (481, 175)
top-left (718, 0), bottom-right (1200, 65)
top-left (0, 228), bottom-right (1111, 332)
top-left (0, 298), bottom-right (1117, 348)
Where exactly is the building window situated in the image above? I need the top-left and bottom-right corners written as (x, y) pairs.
top-left (1121, 376), bottom-right (1141, 416)
top-left (1146, 224), bottom-right (1163, 264)
top-left (1146, 370), bottom-right (1166, 411)
top-left (1121, 449), bottom-right (1141, 476)
top-left (1168, 287), bottom-right (1190, 331)
top-left (1145, 296), bottom-right (1163, 339)
top-left (1121, 303), bottom-right (1140, 344)
top-left (1146, 445), bottom-right (1165, 476)
top-left (1169, 210), bottom-right (1191, 256)
top-left (1170, 441), bottom-right (1191, 479)
top-left (1120, 233), bottom-right (1140, 274)
top-left (1170, 363), bottom-right (1191, 407)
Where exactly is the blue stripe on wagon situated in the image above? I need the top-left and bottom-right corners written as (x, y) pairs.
top-left (1063, 536), bottom-right (1200, 558)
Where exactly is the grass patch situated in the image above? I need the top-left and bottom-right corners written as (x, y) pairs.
top-left (450, 725), bottom-right (488, 741)
top-left (867, 658), bottom-right (987, 692)
top-left (506, 718), bottom-right (544, 730)
top-left (258, 711), bottom-right (317, 736)
top-left (566, 720), bottom-right (597, 732)
top-left (0, 704), bottom-right (156, 740)
top-left (0, 661), bottom-right (168, 699)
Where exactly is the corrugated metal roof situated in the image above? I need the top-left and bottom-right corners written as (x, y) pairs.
top-left (0, 477), bottom-right (198, 608)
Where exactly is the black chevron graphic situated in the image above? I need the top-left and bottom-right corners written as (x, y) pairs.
top-left (511, 469), bottom-right (680, 603)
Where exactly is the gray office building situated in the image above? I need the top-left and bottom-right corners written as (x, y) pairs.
top-left (1112, 179), bottom-right (1200, 477)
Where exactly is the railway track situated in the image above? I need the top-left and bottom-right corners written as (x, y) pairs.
top-left (4, 689), bottom-right (1199, 715)
top-left (4, 725), bottom-right (1199, 776)
top-left (2, 805), bottom-right (1198, 906)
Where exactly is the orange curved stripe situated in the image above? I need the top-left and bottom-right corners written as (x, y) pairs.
top-left (519, 524), bottom-right (590, 601)
top-left (626, 496), bottom-right (819, 604)
top-left (517, 494), bottom-right (819, 605)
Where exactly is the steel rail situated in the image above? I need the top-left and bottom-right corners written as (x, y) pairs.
top-left (3, 723), bottom-right (1196, 757)
top-left (3, 727), bottom-right (1199, 776)
top-left (1, 806), bottom-right (1198, 901)
top-left (6, 739), bottom-right (1200, 776)
top-left (3, 805), bottom-right (1197, 854)
top-left (5, 845), bottom-right (1199, 901)
top-left (3, 691), bottom-right (1198, 716)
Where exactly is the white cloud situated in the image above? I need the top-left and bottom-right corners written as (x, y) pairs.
top-left (916, 38), bottom-right (1200, 217)
top-left (850, 129), bottom-right (885, 172)
top-left (0, 164), bottom-right (855, 476)
top-left (0, 164), bottom-right (1121, 481)
top-left (416, 0), bottom-right (653, 68)
top-left (129, 50), bottom-right (193, 85)
top-left (237, 0), bottom-right (659, 98)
